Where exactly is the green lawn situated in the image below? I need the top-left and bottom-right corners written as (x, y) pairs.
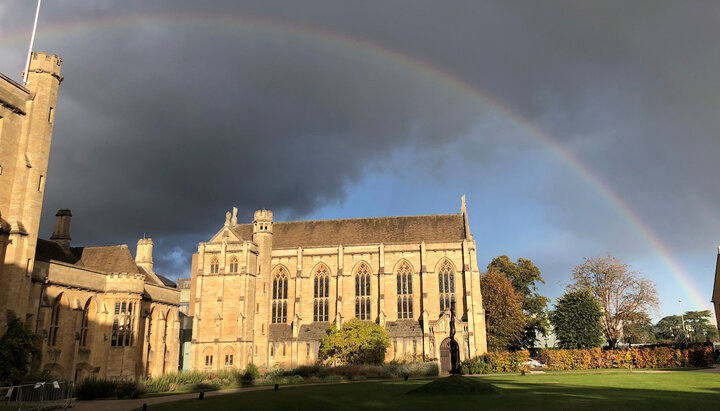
top-left (135, 371), bottom-right (720, 411)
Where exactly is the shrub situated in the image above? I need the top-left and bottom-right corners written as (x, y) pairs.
top-left (76, 378), bottom-right (117, 400)
top-left (538, 346), bottom-right (715, 370)
top-left (115, 380), bottom-right (144, 399)
top-left (319, 319), bottom-right (391, 365)
top-left (241, 363), bottom-right (260, 386)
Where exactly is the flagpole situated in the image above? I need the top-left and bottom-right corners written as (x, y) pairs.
top-left (23, 0), bottom-right (42, 85)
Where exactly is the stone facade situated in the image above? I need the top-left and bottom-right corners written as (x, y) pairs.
top-left (190, 199), bottom-right (487, 372)
top-left (712, 246), bottom-right (720, 335)
top-left (0, 52), bottom-right (63, 333)
top-left (30, 211), bottom-right (180, 381)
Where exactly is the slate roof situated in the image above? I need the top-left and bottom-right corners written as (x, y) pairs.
top-left (385, 319), bottom-right (424, 338)
top-left (156, 273), bottom-right (177, 288)
top-left (231, 214), bottom-right (467, 248)
top-left (297, 322), bottom-right (332, 341)
top-left (268, 324), bottom-right (293, 341)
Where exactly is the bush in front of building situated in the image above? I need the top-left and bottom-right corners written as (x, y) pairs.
top-left (0, 319), bottom-right (42, 384)
top-left (538, 346), bottom-right (715, 370)
top-left (76, 377), bottom-right (143, 400)
top-left (240, 363), bottom-right (260, 386)
top-left (319, 319), bottom-right (391, 365)
top-left (461, 350), bottom-right (531, 374)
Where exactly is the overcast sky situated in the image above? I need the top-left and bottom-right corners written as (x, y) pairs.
top-left (1, 1), bottom-right (718, 318)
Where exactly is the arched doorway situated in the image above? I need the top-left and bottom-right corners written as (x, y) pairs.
top-left (439, 338), bottom-right (452, 374)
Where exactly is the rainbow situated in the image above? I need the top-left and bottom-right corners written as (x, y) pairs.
top-left (1, 12), bottom-right (710, 310)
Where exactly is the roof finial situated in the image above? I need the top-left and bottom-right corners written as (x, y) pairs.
top-left (461, 195), bottom-right (467, 215)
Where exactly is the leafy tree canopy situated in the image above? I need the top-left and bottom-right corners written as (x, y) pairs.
top-left (549, 289), bottom-right (604, 349)
top-left (319, 319), bottom-right (390, 365)
top-left (655, 310), bottom-right (719, 344)
top-left (570, 254), bottom-right (659, 349)
top-left (621, 313), bottom-right (656, 346)
top-left (0, 319), bottom-right (41, 383)
top-left (481, 270), bottom-right (525, 352)
top-left (488, 255), bottom-right (549, 350)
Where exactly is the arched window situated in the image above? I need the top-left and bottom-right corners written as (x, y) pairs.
top-left (313, 264), bottom-right (330, 322)
top-left (354, 263), bottom-right (371, 320)
top-left (438, 260), bottom-right (455, 312)
top-left (48, 297), bottom-right (61, 346)
top-left (228, 256), bottom-right (239, 273)
top-left (396, 261), bottom-right (414, 319)
top-left (79, 300), bottom-right (91, 347)
top-left (111, 300), bottom-right (135, 347)
top-left (271, 267), bottom-right (288, 324)
top-left (209, 257), bottom-right (219, 274)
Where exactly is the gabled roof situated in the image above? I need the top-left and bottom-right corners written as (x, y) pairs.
top-left (225, 213), bottom-right (467, 248)
top-left (78, 245), bottom-right (141, 274)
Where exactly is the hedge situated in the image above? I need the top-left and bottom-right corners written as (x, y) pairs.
top-left (461, 350), bottom-right (530, 374)
top-left (538, 347), bottom-right (715, 371)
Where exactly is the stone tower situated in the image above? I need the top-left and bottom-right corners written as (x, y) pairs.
top-left (135, 238), bottom-right (154, 273)
top-left (0, 52), bottom-right (63, 332)
top-left (251, 209), bottom-right (273, 363)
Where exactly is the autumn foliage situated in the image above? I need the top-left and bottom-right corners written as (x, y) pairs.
top-left (538, 346), bottom-right (714, 370)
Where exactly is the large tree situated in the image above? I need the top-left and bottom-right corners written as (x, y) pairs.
top-left (481, 269), bottom-right (525, 352)
top-left (571, 254), bottom-right (659, 349)
top-left (319, 319), bottom-right (390, 365)
top-left (488, 256), bottom-right (549, 350)
top-left (621, 313), bottom-right (656, 346)
top-left (0, 319), bottom-right (41, 383)
top-left (550, 289), bottom-right (604, 349)
top-left (655, 310), bottom-right (719, 344)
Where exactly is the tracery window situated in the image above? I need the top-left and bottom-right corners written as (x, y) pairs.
top-left (209, 257), bottom-right (219, 274)
top-left (313, 265), bottom-right (330, 322)
top-left (396, 261), bottom-right (414, 319)
top-left (354, 263), bottom-right (371, 320)
top-left (438, 260), bottom-right (456, 312)
top-left (271, 267), bottom-right (288, 324)
top-left (79, 300), bottom-right (91, 347)
top-left (48, 298), bottom-right (61, 346)
top-left (111, 300), bottom-right (135, 347)
top-left (228, 256), bottom-right (239, 273)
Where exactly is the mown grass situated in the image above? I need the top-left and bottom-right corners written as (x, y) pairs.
top-left (132, 371), bottom-right (720, 411)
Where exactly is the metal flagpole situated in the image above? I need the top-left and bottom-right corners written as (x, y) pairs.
top-left (23, 0), bottom-right (43, 85)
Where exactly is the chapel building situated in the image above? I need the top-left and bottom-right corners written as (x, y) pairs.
top-left (189, 199), bottom-right (487, 373)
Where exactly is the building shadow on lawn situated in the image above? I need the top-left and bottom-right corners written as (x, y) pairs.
top-left (477, 378), bottom-right (720, 410)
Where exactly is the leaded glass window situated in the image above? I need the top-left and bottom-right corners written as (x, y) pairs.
top-left (396, 261), bottom-right (414, 319)
top-left (313, 264), bottom-right (330, 322)
top-left (209, 257), bottom-right (219, 274)
top-left (228, 256), bottom-right (239, 273)
top-left (272, 267), bottom-right (288, 323)
top-left (438, 259), bottom-right (455, 312)
top-left (355, 263), bottom-right (371, 320)
top-left (111, 300), bottom-right (135, 347)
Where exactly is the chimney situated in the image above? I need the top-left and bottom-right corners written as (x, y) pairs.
top-left (50, 209), bottom-right (72, 251)
top-left (136, 238), bottom-right (154, 273)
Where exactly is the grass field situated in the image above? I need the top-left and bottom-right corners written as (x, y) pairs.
top-left (134, 371), bottom-right (720, 411)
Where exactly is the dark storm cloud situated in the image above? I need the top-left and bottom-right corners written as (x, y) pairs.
top-left (1, 1), bottom-right (719, 277)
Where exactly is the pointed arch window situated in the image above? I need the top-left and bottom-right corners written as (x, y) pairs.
top-left (48, 298), bottom-right (61, 346)
top-left (209, 257), bottom-right (219, 274)
top-left (438, 260), bottom-right (455, 312)
top-left (313, 265), bottom-right (330, 322)
top-left (271, 267), bottom-right (288, 324)
top-left (396, 261), bottom-right (414, 319)
top-left (79, 300), bottom-right (91, 347)
top-left (228, 256), bottom-right (239, 273)
top-left (111, 300), bottom-right (135, 347)
top-left (354, 263), bottom-right (371, 320)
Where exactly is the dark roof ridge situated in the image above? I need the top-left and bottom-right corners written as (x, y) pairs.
top-left (271, 212), bottom-right (461, 225)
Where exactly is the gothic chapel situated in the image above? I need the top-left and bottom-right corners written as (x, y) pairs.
top-left (189, 198), bottom-right (487, 372)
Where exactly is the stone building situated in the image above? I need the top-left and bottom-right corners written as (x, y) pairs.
top-left (31, 210), bottom-right (180, 381)
top-left (712, 246), bottom-right (720, 335)
top-left (0, 52), bottom-right (63, 333)
top-left (190, 199), bottom-right (487, 373)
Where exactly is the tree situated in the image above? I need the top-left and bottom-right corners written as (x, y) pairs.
top-left (0, 319), bottom-right (41, 383)
top-left (621, 313), bottom-right (656, 346)
top-left (481, 270), bottom-right (525, 352)
top-left (550, 289), bottom-right (604, 349)
top-left (319, 319), bottom-right (390, 365)
top-left (570, 254), bottom-right (659, 349)
top-left (488, 256), bottom-right (549, 350)
top-left (655, 310), bottom-right (719, 344)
